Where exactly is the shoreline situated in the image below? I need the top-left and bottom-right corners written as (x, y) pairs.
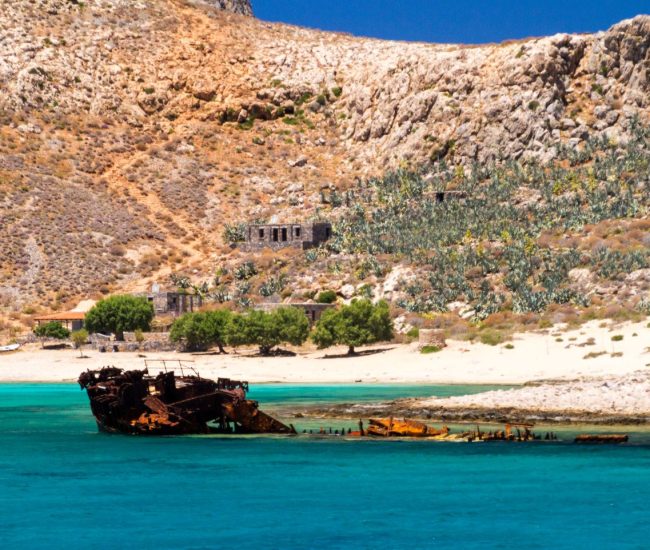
top-left (1, 318), bottom-right (648, 425)
top-left (1, 318), bottom-right (648, 385)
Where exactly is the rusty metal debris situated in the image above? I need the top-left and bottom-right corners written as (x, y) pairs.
top-left (78, 361), bottom-right (294, 436)
top-left (365, 418), bottom-right (450, 438)
top-left (345, 419), bottom-right (555, 442)
top-left (575, 434), bottom-right (628, 444)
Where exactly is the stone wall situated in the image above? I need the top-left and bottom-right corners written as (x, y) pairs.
top-left (418, 329), bottom-right (446, 350)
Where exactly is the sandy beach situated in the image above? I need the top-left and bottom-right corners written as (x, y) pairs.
top-left (1, 319), bottom-right (648, 386)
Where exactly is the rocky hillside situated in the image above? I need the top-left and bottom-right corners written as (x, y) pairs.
top-left (0, 1), bottom-right (648, 333)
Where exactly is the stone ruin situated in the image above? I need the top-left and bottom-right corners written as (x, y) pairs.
top-left (242, 222), bottom-right (332, 251)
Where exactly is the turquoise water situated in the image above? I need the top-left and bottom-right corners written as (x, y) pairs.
top-left (2, 384), bottom-right (650, 549)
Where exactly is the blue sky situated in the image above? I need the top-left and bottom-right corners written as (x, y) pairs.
top-left (253, 1), bottom-right (649, 43)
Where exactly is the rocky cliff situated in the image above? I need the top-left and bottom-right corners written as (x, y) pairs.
top-left (0, 1), bottom-right (648, 325)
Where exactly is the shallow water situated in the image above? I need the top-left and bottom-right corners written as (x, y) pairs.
top-left (1, 384), bottom-right (650, 549)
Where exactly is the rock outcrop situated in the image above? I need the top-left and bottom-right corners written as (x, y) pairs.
top-left (194, 0), bottom-right (253, 16)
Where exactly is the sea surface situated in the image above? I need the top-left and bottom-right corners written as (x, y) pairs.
top-left (1, 383), bottom-right (650, 549)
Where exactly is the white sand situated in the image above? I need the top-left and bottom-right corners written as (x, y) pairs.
top-left (1, 319), bottom-right (648, 385)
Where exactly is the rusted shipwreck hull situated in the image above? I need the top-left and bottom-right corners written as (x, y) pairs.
top-left (78, 366), bottom-right (294, 436)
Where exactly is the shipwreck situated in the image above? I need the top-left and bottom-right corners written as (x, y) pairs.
top-left (78, 361), bottom-right (294, 436)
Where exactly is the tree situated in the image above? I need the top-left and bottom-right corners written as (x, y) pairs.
top-left (71, 329), bottom-right (89, 358)
top-left (226, 307), bottom-right (310, 356)
top-left (312, 299), bottom-right (394, 355)
top-left (33, 322), bottom-right (70, 346)
top-left (170, 310), bottom-right (232, 352)
top-left (85, 295), bottom-right (154, 340)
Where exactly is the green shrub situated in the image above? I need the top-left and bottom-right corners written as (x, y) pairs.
top-left (316, 290), bottom-right (337, 304)
top-left (479, 329), bottom-right (505, 346)
top-left (420, 345), bottom-right (441, 354)
top-left (331, 86), bottom-right (343, 98)
top-left (222, 223), bottom-right (246, 244)
top-left (296, 92), bottom-right (313, 106)
top-left (406, 327), bottom-right (420, 341)
top-left (611, 334), bottom-right (624, 342)
top-left (504, 343), bottom-right (515, 349)
top-left (238, 117), bottom-right (254, 130)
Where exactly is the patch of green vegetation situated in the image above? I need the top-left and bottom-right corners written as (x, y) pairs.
top-left (504, 343), bottom-right (515, 349)
top-left (296, 92), bottom-right (313, 106)
top-left (238, 117), bottom-right (254, 130)
top-left (316, 290), bottom-right (337, 304)
top-left (611, 334), bottom-right (624, 342)
top-left (591, 83), bottom-right (605, 96)
top-left (528, 100), bottom-right (540, 111)
top-left (479, 329), bottom-right (505, 346)
top-left (331, 86), bottom-right (343, 98)
top-left (420, 345), bottom-right (442, 354)
top-left (406, 327), bottom-right (420, 341)
top-left (599, 62), bottom-right (610, 77)
top-left (142, 87), bottom-right (155, 94)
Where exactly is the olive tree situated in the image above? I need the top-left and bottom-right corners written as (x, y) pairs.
top-left (170, 310), bottom-right (233, 352)
top-left (312, 299), bottom-right (394, 355)
top-left (71, 329), bottom-right (89, 358)
top-left (226, 307), bottom-right (310, 356)
top-left (85, 295), bottom-right (154, 340)
top-left (33, 322), bottom-right (70, 347)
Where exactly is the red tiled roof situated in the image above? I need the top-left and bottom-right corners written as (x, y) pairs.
top-left (34, 311), bottom-right (86, 321)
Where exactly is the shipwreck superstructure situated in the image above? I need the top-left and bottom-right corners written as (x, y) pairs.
top-left (78, 362), bottom-right (294, 435)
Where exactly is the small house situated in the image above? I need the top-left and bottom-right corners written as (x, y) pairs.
top-left (34, 311), bottom-right (86, 332)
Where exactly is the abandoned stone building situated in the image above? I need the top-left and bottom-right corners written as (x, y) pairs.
top-left (132, 285), bottom-right (202, 317)
top-left (243, 221), bottom-right (332, 250)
